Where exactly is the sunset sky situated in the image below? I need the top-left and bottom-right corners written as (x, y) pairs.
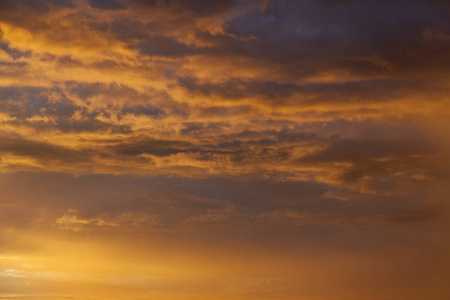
top-left (0, 0), bottom-right (450, 299)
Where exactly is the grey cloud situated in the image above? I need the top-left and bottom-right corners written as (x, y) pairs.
top-left (0, 86), bottom-right (132, 133)
top-left (130, 0), bottom-right (237, 16)
top-left (89, 0), bottom-right (126, 10)
top-left (178, 77), bottom-right (436, 106)
top-left (189, 0), bottom-right (450, 80)
top-left (292, 132), bottom-right (446, 200)
top-left (0, 0), bottom-right (75, 12)
top-left (109, 18), bottom-right (150, 42)
top-left (0, 172), bottom-right (324, 232)
top-left (178, 77), bottom-right (300, 100)
top-left (299, 138), bottom-right (437, 163)
top-left (212, 129), bottom-right (316, 149)
top-left (139, 36), bottom-right (201, 57)
top-left (174, 0), bottom-right (237, 16)
top-left (0, 86), bottom-right (76, 119)
top-left (121, 105), bottom-right (165, 118)
top-left (47, 116), bottom-right (131, 134)
top-left (180, 122), bottom-right (230, 135)
top-left (65, 82), bottom-right (174, 108)
top-left (111, 136), bottom-right (193, 157)
top-left (0, 41), bottom-right (31, 60)
top-left (388, 205), bottom-right (445, 224)
top-left (197, 105), bottom-right (253, 118)
top-left (107, 133), bottom-right (297, 165)
top-left (0, 137), bottom-right (92, 164)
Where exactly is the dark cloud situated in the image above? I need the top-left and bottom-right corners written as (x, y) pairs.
top-left (0, 86), bottom-right (75, 119)
top-left (0, 41), bottom-right (31, 60)
top-left (188, 0), bottom-right (450, 80)
top-left (48, 115), bottom-right (132, 134)
top-left (180, 122), bottom-right (229, 135)
top-left (388, 205), bottom-right (445, 224)
top-left (299, 138), bottom-right (437, 163)
top-left (66, 82), bottom-right (129, 99)
top-left (139, 36), bottom-right (199, 57)
top-left (0, 0), bottom-right (75, 12)
top-left (197, 105), bottom-right (253, 118)
top-left (0, 137), bottom-right (91, 164)
top-left (176, 0), bottom-right (237, 16)
top-left (121, 105), bottom-right (165, 118)
top-left (89, 0), bottom-right (126, 10)
top-left (178, 77), bottom-right (441, 107)
top-left (131, 0), bottom-right (237, 16)
top-left (178, 77), bottom-right (299, 100)
top-left (109, 18), bottom-right (151, 43)
top-left (111, 136), bottom-right (193, 157)
top-left (0, 86), bottom-right (132, 133)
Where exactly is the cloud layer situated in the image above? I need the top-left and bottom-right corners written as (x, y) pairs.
top-left (1, 0), bottom-right (450, 299)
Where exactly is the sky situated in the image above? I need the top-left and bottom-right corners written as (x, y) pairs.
top-left (0, 0), bottom-right (450, 299)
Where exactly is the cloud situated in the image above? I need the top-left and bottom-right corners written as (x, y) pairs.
top-left (88, 0), bottom-right (126, 10)
top-left (0, 1), bottom-right (449, 297)
top-left (54, 209), bottom-right (119, 232)
top-left (130, 0), bottom-right (238, 16)
top-left (299, 137), bottom-right (437, 163)
top-left (139, 36), bottom-right (200, 57)
top-left (54, 209), bottom-right (160, 231)
top-left (0, 137), bottom-right (92, 164)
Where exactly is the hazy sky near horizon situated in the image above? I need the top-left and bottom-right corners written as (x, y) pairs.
top-left (0, 0), bottom-right (450, 299)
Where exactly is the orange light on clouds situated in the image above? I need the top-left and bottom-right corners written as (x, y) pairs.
top-left (1, 0), bottom-right (450, 299)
